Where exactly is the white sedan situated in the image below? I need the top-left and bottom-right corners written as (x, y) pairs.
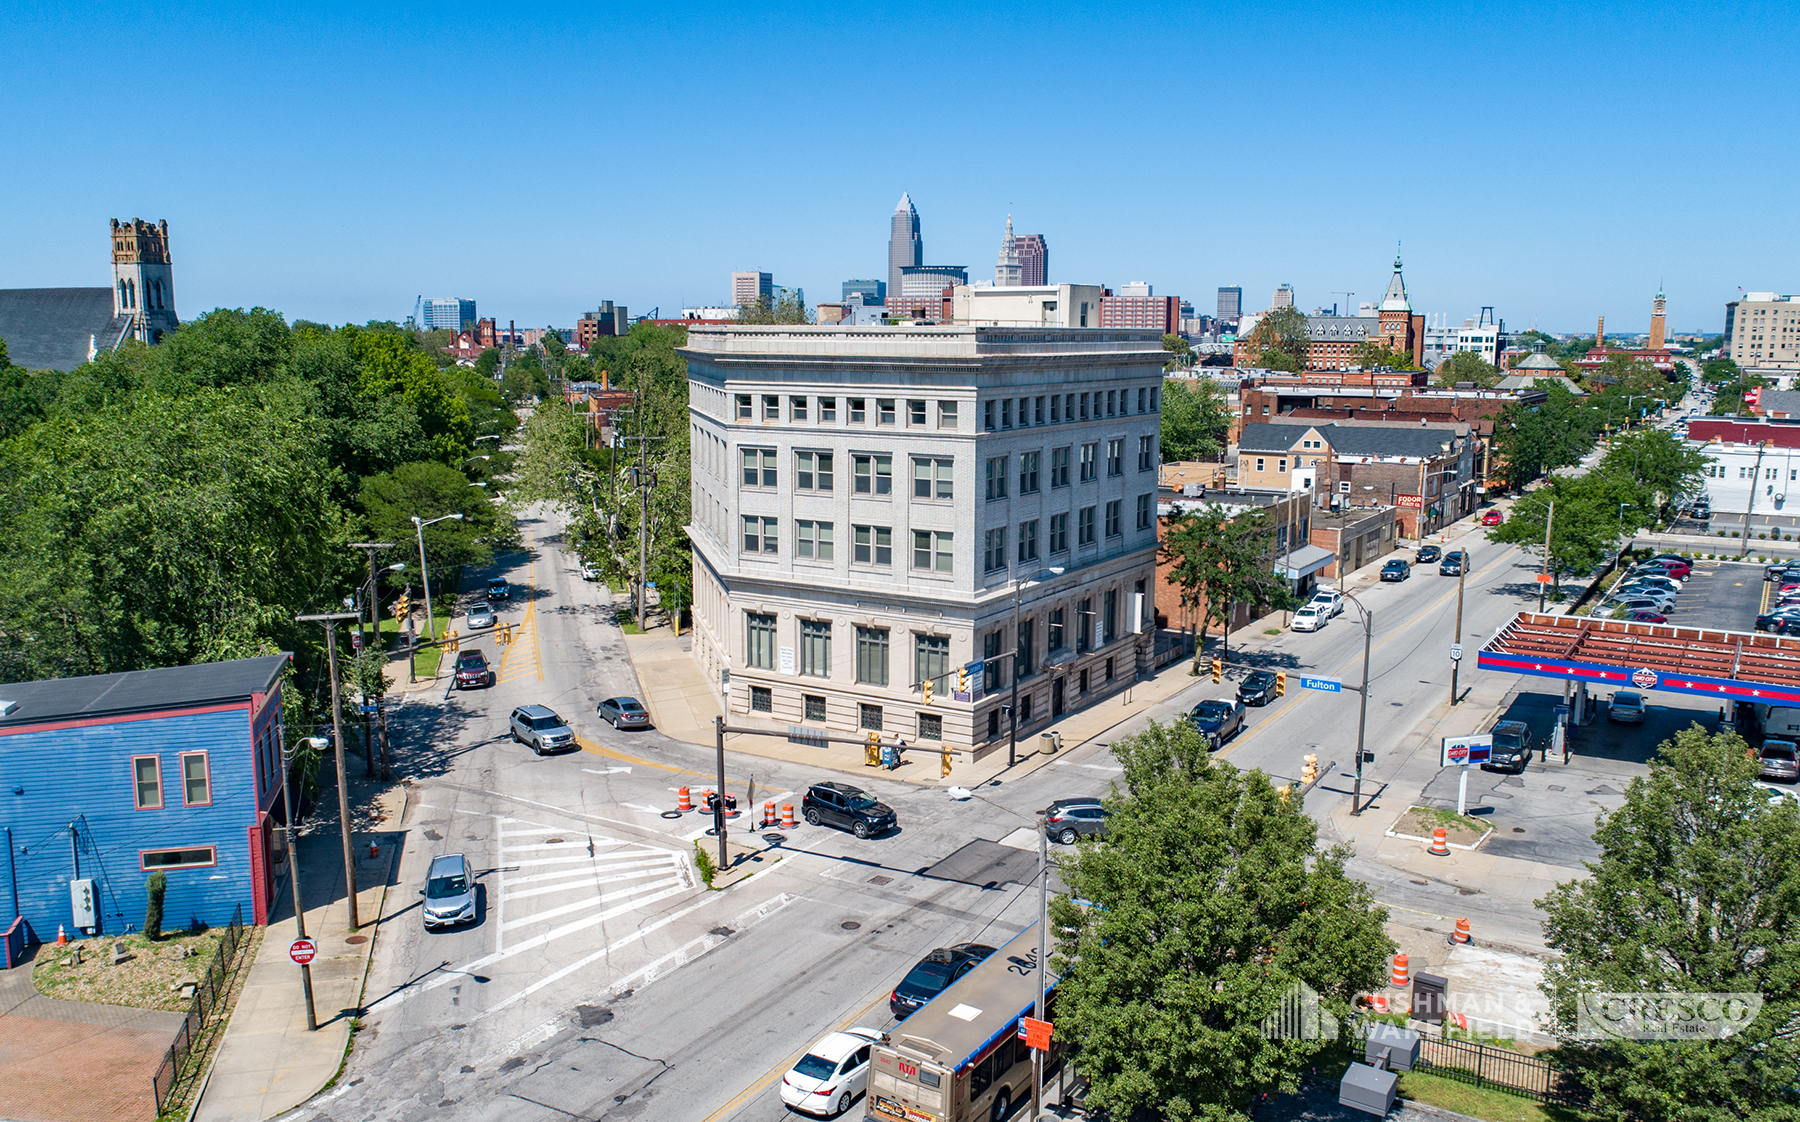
top-left (1291, 605), bottom-right (1328, 632)
top-left (779, 1027), bottom-right (883, 1117)
top-left (1309, 590), bottom-right (1344, 617)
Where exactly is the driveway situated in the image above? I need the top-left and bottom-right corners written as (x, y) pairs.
top-left (0, 943), bottom-right (184, 1122)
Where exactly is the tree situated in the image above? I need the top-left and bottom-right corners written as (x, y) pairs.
top-left (1245, 307), bottom-right (1309, 372)
top-left (1162, 333), bottom-right (1195, 371)
top-left (1583, 353), bottom-right (1668, 398)
top-left (1487, 473), bottom-right (1643, 588)
top-left (1049, 720), bottom-right (1394, 1122)
top-left (1351, 341), bottom-right (1418, 370)
top-left (144, 872), bottom-right (167, 940)
top-left (1161, 378), bottom-right (1230, 462)
top-left (1433, 350), bottom-right (1501, 388)
top-left (1538, 726), bottom-right (1800, 1121)
top-left (737, 289), bottom-right (812, 324)
top-left (1160, 505), bottom-right (1295, 667)
top-left (1490, 385), bottom-right (1600, 491)
top-left (359, 460), bottom-right (518, 587)
top-left (1601, 429), bottom-right (1708, 519)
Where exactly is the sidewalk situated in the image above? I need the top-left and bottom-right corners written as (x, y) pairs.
top-left (623, 625), bottom-right (722, 747)
top-left (190, 785), bottom-right (408, 1122)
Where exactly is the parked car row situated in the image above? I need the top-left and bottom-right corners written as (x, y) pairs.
top-left (1757, 570), bottom-right (1800, 633)
top-left (1591, 555), bottom-right (1694, 619)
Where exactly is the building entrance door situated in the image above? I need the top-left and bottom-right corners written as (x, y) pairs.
top-left (1052, 678), bottom-right (1065, 717)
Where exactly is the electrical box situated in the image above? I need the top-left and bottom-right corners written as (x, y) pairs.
top-left (1364, 1022), bottom-right (1421, 1072)
top-left (1338, 1062), bottom-right (1398, 1116)
top-left (70, 877), bottom-right (98, 931)
top-left (1412, 971), bottom-right (1450, 1026)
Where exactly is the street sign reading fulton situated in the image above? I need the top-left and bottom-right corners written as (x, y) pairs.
top-left (1299, 675), bottom-right (1343, 693)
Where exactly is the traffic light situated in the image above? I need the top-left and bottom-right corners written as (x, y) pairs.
top-left (445, 629), bottom-right (459, 652)
top-left (1276, 671), bottom-right (1287, 696)
top-left (922, 678), bottom-right (934, 707)
top-left (956, 665), bottom-right (970, 695)
top-left (394, 592), bottom-right (411, 620)
top-left (866, 730), bottom-right (882, 767)
top-left (1301, 753), bottom-right (1319, 785)
top-left (1211, 658), bottom-right (1223, 683)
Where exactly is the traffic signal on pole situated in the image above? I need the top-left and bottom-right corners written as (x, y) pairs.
top-left (1276, 671), bottom-right (1287, 696)
top-left (922, 678), bottom-right (934, 707)
top-left (1211, 658), bottom-right (1223, 683)
top-left (394, 593), bottom-right (411, 619)
top-left (1301, 754), bottom-right (1319, 785)
top-left (446, 629), bottom-right (458, 652)
top-left (957, 665), bottom-right (970, 695)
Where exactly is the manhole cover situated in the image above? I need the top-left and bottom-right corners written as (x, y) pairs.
top-left (547, 837), bottom-right (565, 844)
top-left (868, 875), bottom-right (892, 886)
top-left (345, 935), bottom-right (368, 945)
top-left (1512, 827), bottom-right (1526, 833)
top-left (841, 921), bottom-right (862, 931)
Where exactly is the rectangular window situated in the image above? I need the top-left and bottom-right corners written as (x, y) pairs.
top-left (1049, 512), bottom-right (1069, 553)
top-left (1105, 500), bottom-right (1122, 538)
top-left (1019, 397), bottom-right (1030, 426)
top-left (853, 524), bottom-right (893, 566)
top-left (1139, 435), bottom-right (1155, 472)
top-left (914, 457), bottom-right (954, 500)
top-left (859, 703), bottom-right (883, 731)
top-left (1151, 387), bottom-right (1159, 411)
top-left (1019, 452), bottom-right (1040, 494)
top-left (1051, 447), bottom-right (1071, 488)
top-left (984, 629), bottom-right (1005, 692)
top-left (918, 713), bottom-right (943, 741)
top-left (1077, 597), bottom-right (1092, 653)
top-left (820, 396), bottom-right (836, 422)
top-left (1018, 520), bottom-right (1039, 562)
top-left (763, 394), bottom-right (779, 421)
top-left (746, 612), bottom-right (776, 669)
top-left (1279, 457), bottom-right (1288, 473)
top-left (1104, 588), bottom-right (1119, 644)
top-left (1255, 457), bottom-right (1266, 472)
top-left (1080, 393), bottom-right (1090, 420)
top-left (1020, 693), bottom-right (1034, 723)
top-left (878, 398), bottom-right (896, 425)
top-left (735, 393), bottom-right (752, 419)
top-left (985, 400), bottom-right (996, 430)
top-left (1107, 390), bottom-right (1117, 416)
top-left (1080, 443), bottom-right (1098, 482)
top-left (913, 530), bottom-right (954, 572)
top-left (1138, 387), bottom-right (1148, 413)
top-left (141, 846), bottom-right (215, 871)
top-left (791, 395), bottom-right (808, 422)
top-left (1079, 505), bottom-right (1096, 545)
top-left (988, 709), bottom-right (1001, 738)
top-left (1048, 607), bottom-right (1065, 650)
top-left (849, 397), bottom-right (866, 423)
top-left (1051, 396), bottom-right (1061, 423)
top-left (796, 519), bottom-right (834, 560)
top-left (799, 619), bottom-right (831, 678)
top-left (856, 626), bottom-right (890, 686)
top-left (1017, 619), bottom-right (1035, 679)
top-left (939, 400), bottom-right (958, 429)
top-left (750, 685), bottom-right (772, 712)
top-left (908, 399), bottom-right (927, 426)
top-left (916, 634), bottom-right (949, 691)
top-left (1136, 493), bottom-right (1152, 530)
top-left (180, 752), bottom-right (211, 806)
top-left (804, 693), bottom-right (826, 722)
top-left (1035, 396), bottom-right (1046, 425)
top-left (1107, 438), bottom-right (1124, 476)
top-left (742, 448), bottom-right (777, 487)
top-left (1002, 399), bottom-right (1013, 428)
top-left (853, 453), bottom-right (892, 495)
top-left (986, 456), bottom-right (1009, 500)
top-left (984, 527), bottom-right (1008, 572)
top-left (742, 515), bottom-right (778, 554)
top-left (795, 451), bottom-right (834, 491)
top-left (133, 756), bottom-right (162, 810)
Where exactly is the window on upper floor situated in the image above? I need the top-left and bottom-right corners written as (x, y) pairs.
top-left (133, 756), bottom-right (162, 810)
top-left (790, 395), bottom-right (808, 422)
top-left (742, 448), bottom-right (777, 488)
top-left (877, 398), bottom-right (896, 425)
top-left (796, 451), bottom-right (834, 491)
top-left (854, 453), bottom-right (893, 495)
top-left (915, 457), bottom-right (954, 500)
top-left (986, 456), bottom-right (1009, 500)
top-left (763, 394), bottom-right (779, 421)
top-left (1051, 446), bottom-right (1071, 488)
top-left (1080, 443), bottom-right (1098, 483)
top-left (984, 527), bottom-right (1008, 572)
top-left (939, 401), bottom-right (958, 429)
top-left (181, 752), bottom-right (211, 806)
top-left (908, 399), bottom-right (927, 426)
top-left (849, 397), bottom-right (866, 423)
top-left (735, 394), bottom-right (751, 420)
top-left (1139, 435), bottom-right (1155, 471)
top-left (820, 397), bottom-right (837, 422)
top-left (1107, 439), bottom-right (1124, 477)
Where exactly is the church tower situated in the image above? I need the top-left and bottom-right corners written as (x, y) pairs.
top-left (1649, 287), bottom-right (1667, 351)
top-left (1376, 246), bottom-right (1421, 364)
top-left (111, 218), bottom-right (178, 343)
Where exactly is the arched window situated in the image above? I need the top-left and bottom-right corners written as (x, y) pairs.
top-left (128, 279), bottom-right (137, 309)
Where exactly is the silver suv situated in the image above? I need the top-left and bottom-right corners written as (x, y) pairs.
top-left (510, 704), bottom-right (576, 755)
top-left (421, 853), bottom-right (475, 929)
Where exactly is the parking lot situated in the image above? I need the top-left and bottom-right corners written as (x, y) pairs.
top-left (1657, 559), bottom-right (1769, 629)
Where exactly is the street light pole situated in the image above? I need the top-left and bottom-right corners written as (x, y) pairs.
top-left (282, 736), bottom-right (319, 1031)
top-left (411, 513), bottom-right (465, 662)
top-left (296, 611), bottom-right (363, 931)
top-left (1339, 593), bottom-right (1374, 816)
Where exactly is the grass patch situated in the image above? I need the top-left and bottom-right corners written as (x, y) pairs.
top-left (414, 618), bottom-right (449, 677)
top-left (1264, 627), bottom-right (1283, 635)
top-left (1397, 1068), bottom-right (1582, 1122)
top-left (150, 926), bottom-right (263, 1122)
top-left (1394, 805), bottom-right (1491, 846)
top-left (616, 610), bottom-right (648, 636)
top-left (35, 927), bottom-right (230, 1010)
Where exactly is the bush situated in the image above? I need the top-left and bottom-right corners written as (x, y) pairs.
top-left (144, 872), bottom-right (166, 940)
top-left (693, 841), bottom-right (716, 889)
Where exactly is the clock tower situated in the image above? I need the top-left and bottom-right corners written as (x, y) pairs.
top-left (1375, 246), bottom-right (1423, 365)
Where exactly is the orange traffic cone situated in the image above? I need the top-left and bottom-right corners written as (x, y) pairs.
top-left (1429, 827), bottom-right (1450, 856)
top-left (1391, 953), bottom-right (1410, 988)
top-left (56, 924), bottom-right (68, 946)
top-left (1453, 917), bottom-right (1471, 943)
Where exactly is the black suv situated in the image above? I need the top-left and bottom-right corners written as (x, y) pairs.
top-left (1484, 720), bottom-right (1533, 773)
top-left (801, 782), bottom-right (897, 838)
top-left (889, 943), bottom-right (997, 1018)
top-left (1238, 670), bottom-right (1279, 706)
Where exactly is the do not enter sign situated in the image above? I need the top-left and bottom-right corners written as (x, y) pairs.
top-left (288, 938), bottom-right (317, 965)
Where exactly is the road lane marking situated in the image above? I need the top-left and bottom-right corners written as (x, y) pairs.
top-left (502, 877), bottom-right (682, 930)
top-left (699, 977), bottom-right (896, 1122)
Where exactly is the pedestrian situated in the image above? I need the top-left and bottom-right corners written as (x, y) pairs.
top-left (887, 731), bottom-right (907, 770)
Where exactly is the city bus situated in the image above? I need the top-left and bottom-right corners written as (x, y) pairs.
top-left (865, 925), bottom-right (1062, 1122)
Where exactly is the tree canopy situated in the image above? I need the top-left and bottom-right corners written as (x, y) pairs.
top-left (1161, 377), bottom-right (1231, 462)
top-left (1245, 307), bottom-right (1309, 372)
top-left (1351, 341), bottom-right (1418, 370)
top-left (1433, 350), bottom-right (1501, 388)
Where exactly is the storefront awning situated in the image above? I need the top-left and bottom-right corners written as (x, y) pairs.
top-left (1276, 545), bottom-right (1335, 579)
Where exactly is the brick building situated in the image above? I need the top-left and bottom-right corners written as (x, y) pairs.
top-left (1238, 419), bottom-right (1478, 537)
top-left (1153, 486), bottom-right (1318, 632)
top-left (1100, 285), bottom-right (1180, 334)
top-left (1233, 253), bottom-right (1426, 370)
top-left (1309, 506), bottom-right (1398, 579)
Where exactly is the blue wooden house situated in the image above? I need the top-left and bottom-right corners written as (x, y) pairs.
top-left (0, 654), bottom-right (289, 948)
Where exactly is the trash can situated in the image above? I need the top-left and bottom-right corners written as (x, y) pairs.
top-left (1039, 732), bottom-right (1058, 755)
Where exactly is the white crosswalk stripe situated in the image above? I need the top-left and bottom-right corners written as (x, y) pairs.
top-left (493, 814), bottom-right (691, 944)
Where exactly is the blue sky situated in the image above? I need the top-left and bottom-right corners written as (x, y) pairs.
top-left (3, 1), bottom-right (1795, 334)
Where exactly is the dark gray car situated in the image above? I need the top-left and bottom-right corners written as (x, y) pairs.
top-left (1484, 720), bottom-right (1533, 773)
top-left (510, 704), bottom-right (577, 754)
top-left (597, 696), bottom-right (652, 729)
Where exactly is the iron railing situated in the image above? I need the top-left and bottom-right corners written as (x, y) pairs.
top-left (1411, 1031), bottom-right (1586, 1105)
top-left (150, 904), bottom-right (247, 1113)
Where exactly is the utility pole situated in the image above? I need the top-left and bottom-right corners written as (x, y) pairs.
top-left (1740, 441), bottom-right (1769, 558)
top-left (296, 611), bottom-right (363, 931)
top-left (1352, 602), bottom-right (1372, 815)
top-left (1450, 546), bottom-right (1468, 706)
top-left (411, 513), bottom-right (464, 672)
top-left (1538, 499), bottom-right (1555, 612)
top-left (348, 543), bottom-right (395, 777)
top-left (283, 736), bottom-right (318, 1031)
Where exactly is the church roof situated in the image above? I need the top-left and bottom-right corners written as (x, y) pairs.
top-left (0, 288), bottom-right (131, 371)
top-left (1378, 251), bottom-right (1410, 312)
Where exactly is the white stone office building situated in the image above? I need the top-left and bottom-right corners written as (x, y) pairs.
top-left (683, 326), bottom-right (1165, 762)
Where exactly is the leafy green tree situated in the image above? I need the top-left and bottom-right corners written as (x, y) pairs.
top-left (1487, 473), bottom-right (1642, 587)
top-left (1490, 386), bottom-right (1599, 491)
top-left (359, 460), bottom-right (517, 586)
top-left (1245, 307), bottom-right (1309, 372)
top-left (473, 347), bottom-right (501, 379)
top-left (737, 289), bottom-right (812, 324)
top-left (1600, 429), bottom-right (1708, 518)
top-left (1160, 505), bottom-right (1295, 667)
top-left (1351, 340), bottom-right (1418, 370)
top-left (1050, 720), bottom-right (1394, 1122)
top-left (343, 327), bottom-right (474, 463)
top-left (1161, 378), bottom-right (1230, 462)
top-left (1702, 357), bottom-right (1741, 386)
top-left (1538, 726), bottom-right (1800, 1121)
top-left (1433, 350), bottom-right (1501, 388)
top-left (1583, 353), bottom-right (1668, 397)
top-left (1162, 333), bottom-right (1195, 370)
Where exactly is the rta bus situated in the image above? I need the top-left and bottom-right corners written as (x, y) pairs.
top-left (866, 926), bottom-right (1062, 1122)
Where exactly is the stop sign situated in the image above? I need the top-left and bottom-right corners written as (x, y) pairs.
top-left (288, 937), bottom-right (317, 965)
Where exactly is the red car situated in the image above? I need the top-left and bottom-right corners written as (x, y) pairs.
top-left (1625, 610), bottom-right (1668, 623)
top-left (1481, 510), bottom-right (1504, 526)
top-left (453, 649), bottom-right (492, 689)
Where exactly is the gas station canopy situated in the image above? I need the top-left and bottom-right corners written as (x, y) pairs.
top-left (1478, 612), bottom-right (1800, 708)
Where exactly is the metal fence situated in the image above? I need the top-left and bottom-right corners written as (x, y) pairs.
top-left (150, 904), bottom-right (247, 1114)
top-left (1413, 1032), bottom-right (1586, 1105)
top-left (1152, 630), bottom-right (1196, 670)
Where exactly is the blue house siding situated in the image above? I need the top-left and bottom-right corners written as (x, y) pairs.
top-left (1, 704), bottom-right (263, 940)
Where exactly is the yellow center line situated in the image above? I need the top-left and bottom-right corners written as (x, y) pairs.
top-left (700, 987), bottom-right (894, 1122)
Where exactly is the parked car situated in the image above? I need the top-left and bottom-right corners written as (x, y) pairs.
top-left (453, 649), bottom-right (492, 689)
top-left (1624, 610), bottom-right (1668, 623)
top-left (1238, 669), bottom-right (1280, 706)
top-left (1481, 510), bottom-right (1504, 526)
top-left (1755, 612), bottom-right (1800, 634)
top-left (1309, 590), bottom-right (1345, 617)
top-left (1755, 781), bottom-right (1800, 810)
top-left (509, 704), bottom-right (577, 754)
top-left (1439, 551), bottom-right (1466, 576)
top-left (1291, 604), bottom-right (1328, 632)
top-left (1044, 797), bottom-right (1108, 844)
top-left (1636, 559), bottom-right (1691, 579)
top-left (1758, 739), bottom-right (1799, 782)
top-left (1609, 690), bottom-right (1647, 723)
top-left (420, 852), bottom-right (476, 929)
top-left (1188, 697), bottom-right (1246, 748)
top-left (1381, 558), bottom-right (1412, 582)
top-left (1484, 720), bottom-right (1534, 773)
top-left (889, 944), bottom-right (997, 1018)
top-left (779, 1027), bottom-right (883, 1117)
top-left (802, 782), bottom-right (896, 838)
top-left (1416, 545), bottom-right (1442, 564)
top-left (1604, 593), bottom-right (1677, 614)
top-left (1631, 563), bottom-right (1687, 584)
top-left (467, 603), bottom-right (496, 629)
top-left (596, 696), bottom-right (652, 729)
top-left (1620, 574), bottom-right (1682, 594)
top-left (1766, 561), bottom-right (1797, 581)
top-left (487, 577), bottom-right (511, 601)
